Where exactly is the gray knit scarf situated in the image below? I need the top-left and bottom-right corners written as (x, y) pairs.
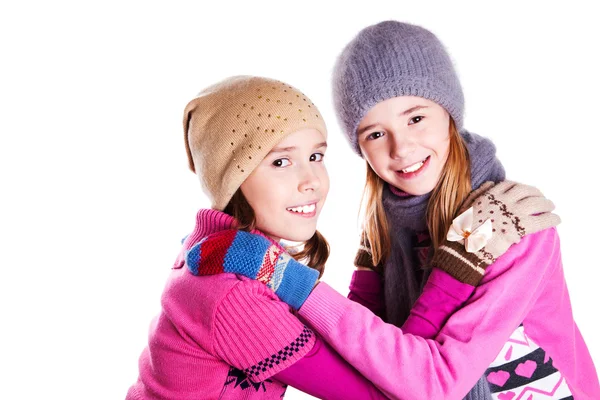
top-left (382, 131), bottom-right (505, 399)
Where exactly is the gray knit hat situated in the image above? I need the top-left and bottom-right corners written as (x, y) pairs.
top-left (333, 20), bottom-right (465, 156)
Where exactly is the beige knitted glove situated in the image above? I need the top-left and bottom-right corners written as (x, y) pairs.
top-left (430, 180), bottom-right (561, 285)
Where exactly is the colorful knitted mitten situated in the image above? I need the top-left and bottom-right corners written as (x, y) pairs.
top-left (186, 229), bottom-right (318, 310)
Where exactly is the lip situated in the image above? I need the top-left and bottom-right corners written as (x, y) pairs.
top-left (397, 156), bottom-right (430, 172)
top-left (395, 156), bottom-right (431, 180)
top-left (286, 201), bottom-right (318, 218)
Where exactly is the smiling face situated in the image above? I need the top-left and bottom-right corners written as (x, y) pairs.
top-left (357, 96), bottom-right (451, 196)
top-left (240, 128), bottom-right (329, 242)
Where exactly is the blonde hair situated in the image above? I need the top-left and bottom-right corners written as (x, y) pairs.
top-left (361, 119), bottom-right (471, 265)
top-left (224, 189), bottom-right (329, 277)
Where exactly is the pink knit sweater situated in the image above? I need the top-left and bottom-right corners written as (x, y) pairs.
top-left (126, 210), bottom-right (316, 399)
top-left (298, 228), bottom-right (600, 399)
top-left (127, 209), bottom-right (387, 399)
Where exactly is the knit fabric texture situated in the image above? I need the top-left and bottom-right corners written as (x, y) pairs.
top-left (183, 76), bottom-right (328, 209)
top-left (332, 20), bottom-right (464, 155)
top-left (186, 229), bottom-right (319, 310)
top-left (126, 208), bottom-right (317, 399)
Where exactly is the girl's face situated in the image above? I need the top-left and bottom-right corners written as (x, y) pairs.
top-left (357, 96), bottom-right (451, 196)
top-left (241, 128), bottom-right (329, 242)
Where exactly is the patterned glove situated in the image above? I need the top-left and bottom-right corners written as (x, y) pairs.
top-left (185, 229), bottom-right (319, 310)
top-left (430, 180), bottom-right (561, 286)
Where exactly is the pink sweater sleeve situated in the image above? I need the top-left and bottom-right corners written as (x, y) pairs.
top-left (298, 229), bottom-right (600, 399)
top-left (347, 262), bottom-right (476, 338)
top-left (347, 270), bottom-right (386, 318)
top-left (213, 278), bottom-right (316, 383)
top-left (402, 269), bottom-right (475, 338)
top-left (274, 335), bottom-right (388, 399)
top-left (348, 263), bottom-right (476, 338)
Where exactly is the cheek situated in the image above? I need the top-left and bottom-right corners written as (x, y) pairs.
top-left (361, 143), bottom-right (386, 170)
top-left (255, 183), bottom-right (288, 213)
top-left (438, 134), bottom-right (451, 160)
top-left (359, 141), bottom-right (377, 160)
top-left (241, 176), bottom-right (271, 212)
top-left (365, 160), bottom-right (384, 181)
top-left (320, 168), bottom-right (330, 197)
top-left (250, 190), bottom-right (280, 230)
top-left (422, 128), bottom-right (450, 156)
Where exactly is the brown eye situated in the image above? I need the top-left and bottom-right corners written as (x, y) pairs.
top-left (409, 116), bottom-right (424, 125)
top-left (272, 158), bottom-right (291, 168)
top-left (310, 153), bottom-right (324, 162)
top-left (367, 131), bottom-right (384, 141)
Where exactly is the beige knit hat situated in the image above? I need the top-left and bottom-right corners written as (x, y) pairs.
top-left (183, 76), bottom-right (328, 210)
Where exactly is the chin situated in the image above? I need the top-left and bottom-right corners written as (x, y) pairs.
top-left (281, 227), bottom-right (317, 243)
top-left (407, 186), bottom-right (435, 196)
top-left (398, 177), bottom-right (438, 196)
top-left (260, 224), bottom-right (316, 244)
top-left (286, 231), bottom-right (316, 243)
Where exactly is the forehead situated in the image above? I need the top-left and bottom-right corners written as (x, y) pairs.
top-left (360, 96), bottom-right (440, 124)
top-left (274, 128), bottom-right (327, 148)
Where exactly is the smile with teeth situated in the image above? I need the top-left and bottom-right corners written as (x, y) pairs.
top-left (399, 156), bottom-right (430, 174)
top-left (286, 203), bottom-right (316, 214)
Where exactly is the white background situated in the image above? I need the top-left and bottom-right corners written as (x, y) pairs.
top-left (1, 1), bottom-right (599, 399)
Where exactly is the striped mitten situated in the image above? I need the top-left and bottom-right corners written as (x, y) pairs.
top-left (185, 229), bottom-right (318, 310)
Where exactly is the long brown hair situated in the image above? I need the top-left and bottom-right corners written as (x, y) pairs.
top-left (224, 189), bottom-right (329, 277)
top-left (427, 119), bottom-right (472, 248)
top-left (361, 119), bottom-right (471, 265)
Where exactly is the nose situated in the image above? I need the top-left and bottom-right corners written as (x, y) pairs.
top-left (389, 132), bottom-right (416, 159)
top-left (298, 163), bottom-right (321, 193)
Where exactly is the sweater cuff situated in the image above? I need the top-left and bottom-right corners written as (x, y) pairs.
top-left (427, 268), bottom-right (476, 302)
top-left (350, 270), bottom-right (383, 294)
top-left (274, 259), bottom-right (319, 310)
top-left (431, 241), bottom-right (485, 286)
top-left (298, 283), bottom-right (350, 337)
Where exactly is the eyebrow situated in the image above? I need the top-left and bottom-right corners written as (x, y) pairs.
top-left (357, 105), bottom-right (429, 136)
top-left (269, 142), bottom-right (328, 154)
